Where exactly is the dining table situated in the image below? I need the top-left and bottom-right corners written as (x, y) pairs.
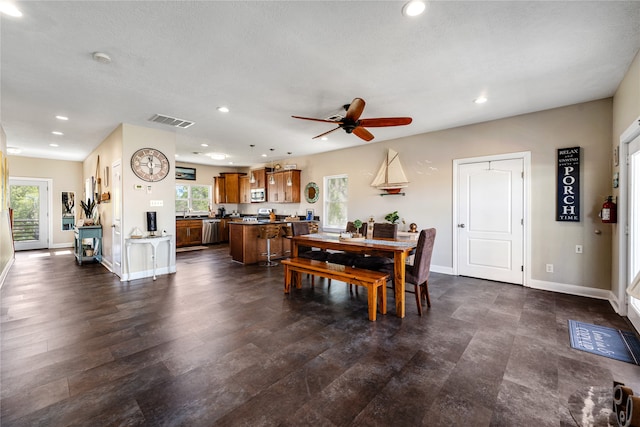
top-left (291, 233), bottom-right (418, 318)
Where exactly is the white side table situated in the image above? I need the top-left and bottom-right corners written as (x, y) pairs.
top-left (125, 235), bottom-right (173, 280)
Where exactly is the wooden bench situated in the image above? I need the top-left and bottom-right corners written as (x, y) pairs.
top-left (281, 257), bottom-right (389, 321)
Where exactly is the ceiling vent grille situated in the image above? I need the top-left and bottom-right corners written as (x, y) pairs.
top-left (148, 114), bottom-right (195, 129)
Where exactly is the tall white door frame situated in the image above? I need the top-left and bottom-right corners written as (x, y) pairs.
top-left (9, 177), bottom-right (52, 250)
top-left (453, 151), bottom-right (531, 284)
top-left (617, 116), bottom-right (640, 321)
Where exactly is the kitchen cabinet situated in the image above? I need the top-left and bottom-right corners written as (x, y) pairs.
top-left (250, 168), bottom-right (269, 189)
top-left (176, 219), bottom-right (202, 247)
top-left (218, 218), bottom-right (230, 242)
top-left (214, 172), bottom-right (246, 204)
top-left (240, 175), bottom-right (251, 204)
top-left (228, 222), bottom-right (291, 264)
top-left (267, 170), bottom-right (301, 203)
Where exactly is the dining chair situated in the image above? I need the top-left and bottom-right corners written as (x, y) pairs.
top-left (394, 228), bottom-right (436, 316)
top-left (291, 221), bottom-right (328, 287)
top-left (372, 223), bottom-right (398, 239)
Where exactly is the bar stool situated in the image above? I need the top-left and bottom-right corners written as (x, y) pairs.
top-left (258, 224), bottom-right (281, 266)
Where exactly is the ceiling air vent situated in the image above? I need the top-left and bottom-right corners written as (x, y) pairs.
top-left (148, 114), bottom-right (195, 129)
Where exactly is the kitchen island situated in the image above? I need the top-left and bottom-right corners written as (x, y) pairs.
top-left (229, 220), bottom-right (315, 265)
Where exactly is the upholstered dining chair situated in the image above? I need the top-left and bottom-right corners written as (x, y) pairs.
top-left (291, 221), bottom-right (328, 287)
top-left (397, 228), bottom-right (436, 316)
top-left (372, 223), bottom-right (398, 239)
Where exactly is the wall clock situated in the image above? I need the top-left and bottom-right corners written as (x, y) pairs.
top-left (131, 148), bottom-right (170, 182)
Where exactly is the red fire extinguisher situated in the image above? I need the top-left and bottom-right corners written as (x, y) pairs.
top-left (600, 196), bottom-right (617, 223)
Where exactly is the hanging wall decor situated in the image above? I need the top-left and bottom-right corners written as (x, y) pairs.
top-left (556, 146), bottom-right (580, 222)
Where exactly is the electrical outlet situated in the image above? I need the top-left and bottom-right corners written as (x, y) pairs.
top-left (546, 264), bottom-right (554, 273)
top-left (575, 245), bottom-right (583, 254)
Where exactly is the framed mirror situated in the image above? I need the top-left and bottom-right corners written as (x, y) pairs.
top-left (305, 182), bottom-right (319, 203)
top-left (62, 191), bottom-right (75, 230)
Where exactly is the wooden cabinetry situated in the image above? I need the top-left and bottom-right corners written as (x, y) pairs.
top-left (240, 175), bottom-right (251, 204)
top-left (176, 219), bottom-right (202, 247)
top-left (218, 218), bottom-right (230, 242)
top-left (214, 172), bottom-right (246, 204)
top-left (229, 222), bottom-right (290, 264)
top-left (267, 170), bottom-right (301, 203)
top-left (250, 168), bottom-right (268, 189)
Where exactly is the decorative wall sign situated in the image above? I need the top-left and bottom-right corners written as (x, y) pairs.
top-left (556, 146), bottom-right (580, 222)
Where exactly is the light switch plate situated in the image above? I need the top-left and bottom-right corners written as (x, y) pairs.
top-left (150, 200), bottom-right (163, 207)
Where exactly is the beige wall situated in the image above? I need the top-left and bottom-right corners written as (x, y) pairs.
top-left (280, 99), bottom-right (614, 293)
top-left (8, 155), bottom-right (83, 248)
top-left (2, 98), bottom-right (620, 299)
top-left (612, 49), bottom-right (640, 303)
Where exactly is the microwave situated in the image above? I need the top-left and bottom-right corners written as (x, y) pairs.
top-left (250, 188), bottom-right (266, 202)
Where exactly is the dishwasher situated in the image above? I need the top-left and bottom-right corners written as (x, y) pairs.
top-left (202, 219), bottom-right (220, 244)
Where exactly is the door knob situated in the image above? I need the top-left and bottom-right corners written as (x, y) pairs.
top-left (458, 224), bottom-right (465, 228)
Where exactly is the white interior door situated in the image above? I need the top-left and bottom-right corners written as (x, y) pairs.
top-left (111, 161), bottom-right (123, 278)
top-left (627, 135), bottom-right (640, 331)
top-left (457, 158), bottom-right (524, 284)
top-left (9, 178), bottom-right (49, 250)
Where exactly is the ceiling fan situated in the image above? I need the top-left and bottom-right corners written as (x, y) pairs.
top-left (292, 98), bottom-right (412, 142)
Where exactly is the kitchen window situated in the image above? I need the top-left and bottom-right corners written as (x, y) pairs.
top-left (323, 174), bottom-right (348, 232)
top-left (176, 184), bottom-right (211, 214)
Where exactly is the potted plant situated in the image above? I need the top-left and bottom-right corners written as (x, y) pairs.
top-left (353, 219), bottom-right (363, 237)
top-left (80, 198), bottom-right (96, 225)
top-left (385, 211), bottom-right (400, 224)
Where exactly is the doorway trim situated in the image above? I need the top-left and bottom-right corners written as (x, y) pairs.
top-left (453, 151), bottom-right (531, 285)
top-left (616, 116), bottom-right (640, 317)
top-left (9, 176), bottom-right (53, 250)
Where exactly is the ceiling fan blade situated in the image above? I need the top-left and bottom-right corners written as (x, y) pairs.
top-left (292, 115), bottom-right (344, 124)
top-left (353, 126), bottom-right (375, 142)
top-left (312, 126), bottom-right (342, 139)
top-left (344, 98), bottom-right (366, 122)
top-left (358, 117), bottom-right (413, 127)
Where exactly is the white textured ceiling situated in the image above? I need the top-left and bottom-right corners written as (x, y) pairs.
top-left (2, 1), bottom-right (640, 166)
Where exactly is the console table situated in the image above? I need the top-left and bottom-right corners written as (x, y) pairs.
top-left (74, 226), bottom-right (102, 265)
top-left (125, 235), bottom-right (173, 280)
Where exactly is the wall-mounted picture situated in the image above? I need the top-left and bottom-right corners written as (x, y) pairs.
top-left (176, 166), bottom-right (196, 180)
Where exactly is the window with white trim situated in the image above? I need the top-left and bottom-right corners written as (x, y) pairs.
top-left (176, 184), bottom-right (211, 214)
top-left (323, 174), bottom-right (348, 231)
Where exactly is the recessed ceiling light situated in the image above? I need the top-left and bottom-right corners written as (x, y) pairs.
top-left (0, 2), bottom-right (22, 17)
top-left (52, 131), bottom-right (63, 135)
top-left (321, 137), bottom-right (328, 141)
top-left (7, 147), bottom-right (21, 154)
top-left (261, 154), bottom-right (267, 157)
top-left (56, 115), bottom-right (69, 121)
top-left (201, 143), bottom-right (208, 147)
top-left (217, 106), bottom-right (229, 113)
top-left (209, 153), bottom-right (226, 160)
top-left (474, 96), bottom-right (488, 104)
top-left (49, 143), bottom-right (59, 147)
top-left (402, 0), bottom-right (426, 17)
top-left (175, 154), bottom-right (179, 157)
top-left (228, 161), bottom-right (233, 165)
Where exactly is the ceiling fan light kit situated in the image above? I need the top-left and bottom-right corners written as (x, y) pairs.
top-left (292, 97), bottom-right (412, 142)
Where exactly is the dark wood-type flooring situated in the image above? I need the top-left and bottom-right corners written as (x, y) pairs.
top-left (1, 245), bottom-right (639, 426)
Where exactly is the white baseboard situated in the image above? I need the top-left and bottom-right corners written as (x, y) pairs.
top-left (527, 278), bottom-right (618, 310)
top-left (431, 264), bottom-right (454, 275)
top-left (0, 256), bottom-right (15, 290)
